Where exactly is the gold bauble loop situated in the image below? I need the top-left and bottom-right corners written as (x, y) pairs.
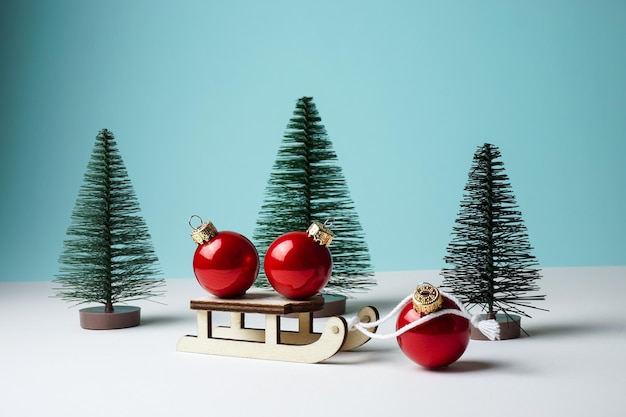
top-left (306, 221), bottom-right (334, 247)
top-left (412, 282), bottom-right (443, 315)
top-left (190, 220), bottom-right (218, 245)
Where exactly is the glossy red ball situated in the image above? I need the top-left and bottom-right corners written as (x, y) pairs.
top-left (264, 231), bottom-right (332, 299)
top-left (396, 295), bottom-right (470, 368)
top-left (192, 231), bottom-right (259, 298)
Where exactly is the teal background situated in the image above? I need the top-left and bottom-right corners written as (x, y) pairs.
top-left (1, 0), bottom-right (624, 282)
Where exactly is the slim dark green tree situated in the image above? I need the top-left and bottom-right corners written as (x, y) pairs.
top-left (441, 143), bottom-right (545, 318)
top-left (254, 97), bottom-right (374, 295)
top-left (54, 128), bottom-right (164, 312)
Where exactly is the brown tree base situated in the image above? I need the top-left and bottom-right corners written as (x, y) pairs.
top-left (315, 294), bottom-right (347, 317)
top-left (285, 294), bottom-right (346, 318)
top-left (79, 306), bottom-right (141, 330)
top-left (470, 313), bottom-right (521, 340)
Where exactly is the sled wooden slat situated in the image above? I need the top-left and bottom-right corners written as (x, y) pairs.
top-left (189, 292), bottom-right (324, 315)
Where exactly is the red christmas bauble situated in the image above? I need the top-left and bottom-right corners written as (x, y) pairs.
top-left (264, 231), bottom-right (332, 300)
top-left (193, 230), bottom-right (260, 298)
top-left (396, 295), bottom-right (470, 368)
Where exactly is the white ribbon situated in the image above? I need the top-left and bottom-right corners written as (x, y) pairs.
top-left (346, 291), bottom-right (501, 341)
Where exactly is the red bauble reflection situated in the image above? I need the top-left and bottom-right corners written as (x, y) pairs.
top-left (264, 231), bottom-right (332, 300)
top-left (193, 231), bottom-right (259, 298)
top-left (396, 296), bottom-right (470, 368)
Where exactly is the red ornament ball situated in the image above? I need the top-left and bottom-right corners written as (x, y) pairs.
top-left (193, 231), bottom-right (260, 298)
top-left (264, 231), bottom-right (332, 300)
top-left (396, 295), bottom-right (470, 368)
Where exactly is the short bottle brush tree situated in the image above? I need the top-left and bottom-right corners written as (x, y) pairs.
top-left (54, 128), bottom-right (165, 329)
top-left (440, 143), bottom-right (545, 339)
top-left (253, 96), bottom-right (375, 298)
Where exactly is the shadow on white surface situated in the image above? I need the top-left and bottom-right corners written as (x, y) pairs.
top-left (429, 359), bottom-right (507, 373)
top-left (140, 313), bottom-right (194, 327)
top-left (524, 321), bottom-right (626, 338)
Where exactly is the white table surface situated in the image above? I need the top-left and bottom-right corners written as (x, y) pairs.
top-left (1, 267), bottom-right (624, 417)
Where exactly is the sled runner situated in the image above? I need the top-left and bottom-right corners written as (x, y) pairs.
top-left (176, 292), bottom-right (378, 363)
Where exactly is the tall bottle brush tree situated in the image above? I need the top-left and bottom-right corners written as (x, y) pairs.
top-left (254, 96), bottom-right (375, 295)
top-left (54, 129), bottom-right (164, 317)
top-left (441, 143), bottom-right (545, 321)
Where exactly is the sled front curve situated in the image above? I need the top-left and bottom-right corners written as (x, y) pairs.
top-left (341, 305), bottom-right (379, 351)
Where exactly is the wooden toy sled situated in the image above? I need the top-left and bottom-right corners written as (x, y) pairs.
top-left (176, 292), bottom-right (378, 363)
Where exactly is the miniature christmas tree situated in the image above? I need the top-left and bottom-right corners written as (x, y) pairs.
top-left (54, 128), bottom-right (164, 327)
top-left (441, 143), bottom-right (545, 323)
top-left (253, 96), bottom-right (374, 295)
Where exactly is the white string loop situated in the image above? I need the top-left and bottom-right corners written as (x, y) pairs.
top-left (346, 290), bottom-right (500, 341)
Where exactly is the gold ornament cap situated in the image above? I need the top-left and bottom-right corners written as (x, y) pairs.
top-left (189, 215), bottom-right (218, 245)
top-left (412, 282), bottom-right (444, 315)
top-left (306, 220), bottom-right (334, 247)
